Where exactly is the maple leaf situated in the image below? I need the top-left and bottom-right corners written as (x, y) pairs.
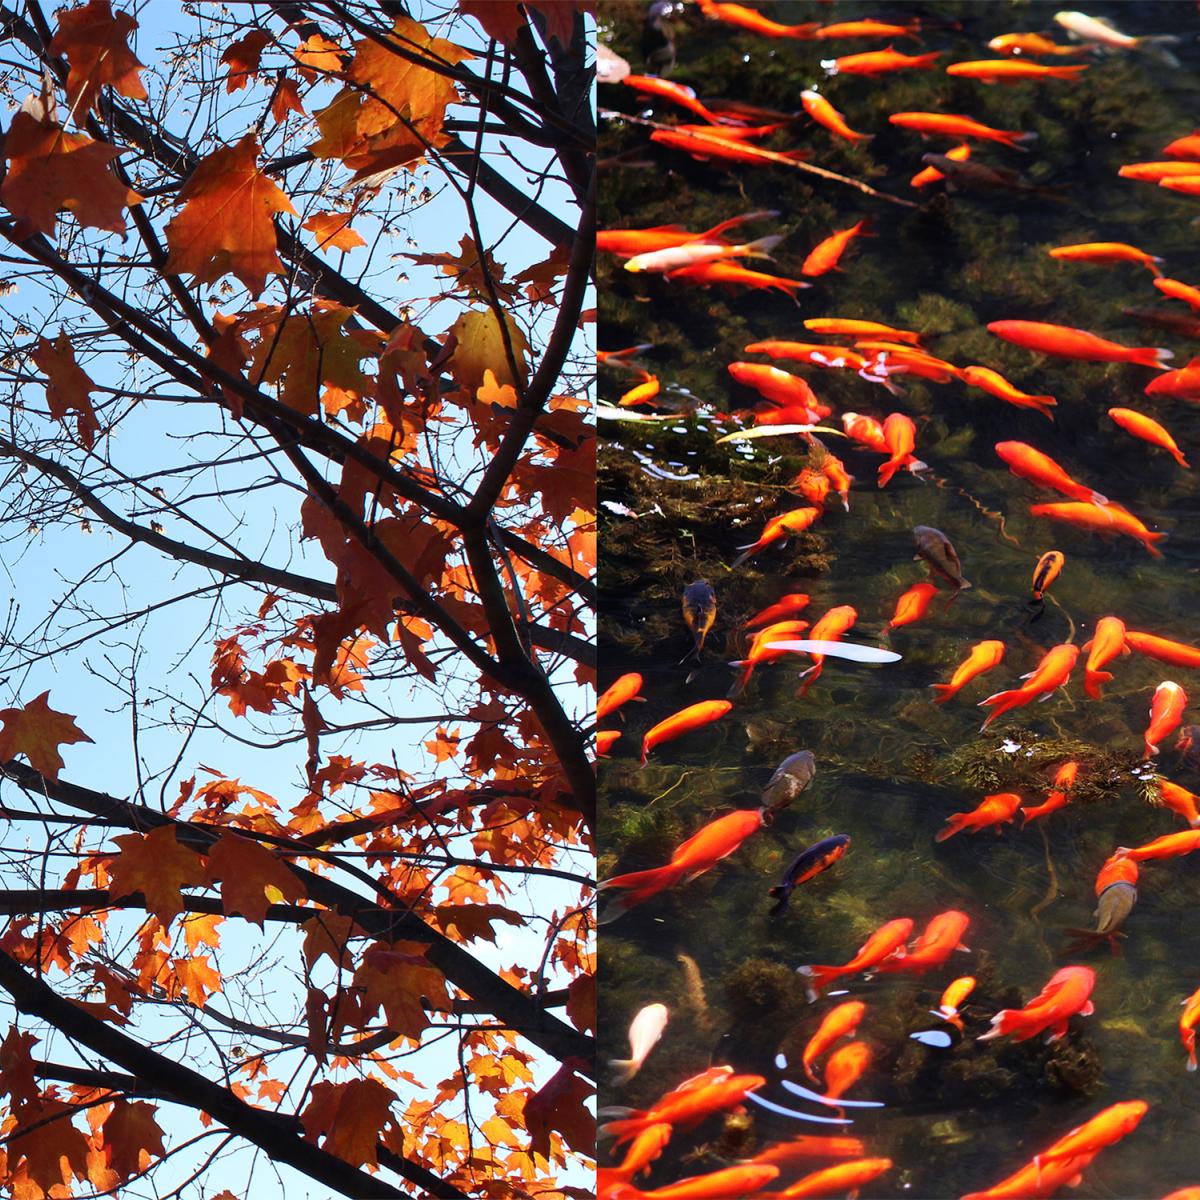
top-left (204, 832), bottom-right (305, 927)
top-left (406, 236), bottom-right (516, 304)
top-left (565, 973), bottom-right (595, 1034)
top-left (0, 691), bottom-right (93, 780)
top-left (529, 2), bottom-right (593, 49)
top-left (107, 826), bottom-right (206, 926)
top-left (301, 912), bottom-right (361, 972)
top-left (100, 1101), bottom-right (165, 1179)
top-left (432, 903), bottom-right (522, 945)
top-left (272, 76), bottom-right (307, 122)
top-left (10, 1097), bottom-right (91, 1195)
top-left (165, 955), bottom-right (222, 1007)
top-left (31, 332), bottom-right (101, 448)
top-left (49, 0), bottom-right (147, 120)
top-left (449, 309), bottom-right (530, 394)
top-left (456, 1), bottom-right (528, 46)
top-left (522, 1059), bottom-right (594, 1161)
top-left (0, 1027), bottom-right (39, 1106)
top-left (300, 1078), bottom-right (396, 1168)
top-left (293, 33), bottom-right (347, 78)
top-left (303, 210), bottom-right (366, 252)
top-left (164, 133), bottom-right (296, 298)
top-left (0, 110), bottom-right (142, 237)
top-left (424, 725), bottom-right (461, 762)
top-left (221, 30), bottom-right (271, 93)
top-left (353, 942), bottom-right (450, 1043)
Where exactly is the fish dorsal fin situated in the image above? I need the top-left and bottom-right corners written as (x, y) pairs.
top-left (1187, 357), bottom-right (1200, 369)
top-left (1080, 1000), bottom-right (1095, 1016)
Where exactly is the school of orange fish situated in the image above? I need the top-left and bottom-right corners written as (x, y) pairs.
top-left (598, 4), bottom-right (1200, 1199)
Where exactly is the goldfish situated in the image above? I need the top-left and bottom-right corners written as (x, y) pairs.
top-left (978, 643), bottom-right (1080, 730)
top-left (669, 261), bottom-right (811, 295)
top-left (650, 128), bottom-right (815, 169)
top-left (932, 640), bottom-right (1006, 704)
top-left (1157, 175), bottom-right (1200, 197)
top-left (622, 74), bottom-right (733, 125)
top-left (746, 594), bottom-right (811, 629)
top-left (796, 916), bottom-right (912, 1000)
top-left (1064, 855), bottom-right (1139, 953)
top-left (1145, 681), bottom-right (1188, 757)
top-left (599, 344), bottom-right (655, 367)
top-left (795, 605), bottom-right (858, 696)
top-left (770, 834), bottom-right (850, 918)
top-left (1029, 502), bottom-right (1165, 557)
top-left (1154, 277), bottom-right (1200, 310)
top-left (819, 1042), bottom-right (872, 1104)
top-left (761, 750), bottom-right (818, 810)
top-left (1021, 761), bottom-right (1079, 826)
top-left (597, 731), bottom-right (622, 756)
top-left (598, 211), bottom-right (775, 258)
top-left (749, 342), bottom-right (900, 393)
top-left (959, 366), bottom-right (1056, 419)
top-left (989, 320), bottom-right (1172, 368)
top-left (626, 234), bottom-right (783, 274)
top-left (696, 0), bottom-right (818, 39)
top-left (611, 1003), bottom-right (670, 1084)
top-left (1055, 10), bottom-right (1180, 64)
top-left (995, 441), bottom-right (1105, 504)
top-left (830, 48), bottom-right (943, 75)
top-left (988, 32), bottom-right (1092, 56)
top-left (1124, 631), bottom-right (1200, 669)
top-left (598, 673), bottom-right (645, 720)
top-left (913, 525), bottom-right (971, 590)
top-left (777, 1159), bottom-right (892, 1199)
top-left (600, 808), bottom-right (764, 922)
top-left (789, 468), bottom-right (833, 508)
top-left (1161, 1191), bottom-right (1200, 1200)
top-left (801, 1000), bottom-right (865, 1082)
top-left (600, 1070), bottom-right (767, 1147)
top-left (755, 402), bottom-right (831, 427)
top-left (1109, 407), bottom-right (1189, 468)
top-left (912, 142), bottom-right (970, 188)
top-left (1165, 130), bottom-right (1200, 158)
top-left (1049, 241), bottom-right (1163, 274)
top-left (802, 219), bottom-right (871, 276)
top-left (619, 376), bottom-right (661, 407)
top-left (730, 508), bottom-right (822, 569)
top-left (1181, 986), bottom-right (1200, 1071)
top-left (936, 793), bottom-right (1023, 842)
top-left (815, 19), bottom-right (920, 40)
top-left (1118, 161), bottom-right (1200, 182)
top-left (1035, 1101), bottom-right (1148, 1169)
top-left (959, 1151), bottom-right (1099, 1200)
top-left (1158, 780), bottom-right (1200, 827)
top-left (743, 1135), bottom-right (867, 1168)
top-left (610, 1123), bottom-right (672, 1183)
top-left (1145, 357), bottom-right (1200, 401)
top-left (889, 111), bottom-right (1037, 149)
top-left (641, 699), bottom-right (734, 766)
top-left (820, 450), bottom-right (854, 510)
top-left (875, 910), bottom-right (971, 974)
top-left (621, 1164), bottom-right (780, 1200)
top-left (856, 343), bottom-right (959, 384)
top-left (1032, 551), bottom-right (1065, 602)
top-left (946, 59), bottom-right (1088, 83)
top-left (681, 580), bottom-right (717, 662)
top-left (1117, 829), bottom-right (1200, 862)
top-left (842, 411), bottom-right (888, 453)
top-left (887, 581), bottom-right (939, 630)
top-left (932, 976), bottom-right (976, 1032)
top-left (878, 413), bottom-right (917, 487)
top-left (1095, 853), bottom-right (1139, 895)
top-left (805, 318), bottom-right (923, 344)
top-left (800, 90), bottom-right (871, 142)
top-left (728, 362), bottom-right (823, 409)
top-left (729, 620), bottom-right (812, 697)
top-left (978, 964), bottom-right (1096, 1043)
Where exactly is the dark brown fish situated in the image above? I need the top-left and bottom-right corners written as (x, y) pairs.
top-left (920, 153), bottom-right (1063, 197)
top-left (681, 579), bottom-right (717, 662)
top-left (1063, 882), bottom-right (1138, 956)
top-left (761, 750), bottom-right (817, 810)
top-left (1123, 307), bottom-right (1200, 339)
top-left (1178, 725), bottom-right (1200, 770)
top-left (913, 525), bottom-right (971, 590)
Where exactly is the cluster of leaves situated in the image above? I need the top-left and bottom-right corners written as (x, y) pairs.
top-left (0, 1), bottom-right (594, 1198)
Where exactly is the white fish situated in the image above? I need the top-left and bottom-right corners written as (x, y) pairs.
top-left (625, 234), bottom-right (782, 275)
top-left (763, 640), bottom-right (902, 665)
top-left (610, 1002), bottom-right (669, 1084)
top-left (1054, 11), bottom-right (1180, 64)
top-left (716, 425), bottom-right (847, 444)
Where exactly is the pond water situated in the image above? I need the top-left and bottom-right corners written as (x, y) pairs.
top-left (598, 3), bottom-right (1200, 1197)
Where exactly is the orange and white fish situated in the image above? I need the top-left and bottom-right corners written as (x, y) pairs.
top-left (978, 965), bottom-right (1095, 1043)
top-left (1031, 550), bottom-right (1065, 602)
top-left (936, 793), bottom-right (1023, 842)
top-left (1029, 502), bottom-right (1165, 557)
top-left (696, 0), bottom-right (818, 39)
top-left (1083, 616), bottom-right (1128, 699)
top-left (1181, 985), bottom-right (1200, 1071)
top-left (989, 320), bottom-right (1172, 368)
top-left (960, 366), bottom-right (1056, 419)
top-left (728, 362), bottom-right (823, 409)
top-left (857, 343), bottom-right (959, 384)
top-left (1055, 10), bottom-right (1181, 61)
top-left (600, 1069), bottom-right (766, 1147)
top-left (947, 59), bottom-right (1087, 82)
top-left (1049, 241), bottom-right (1163, 274)
top-left (797, 917), bottom-right (911, 1000)
top-left (728, 620), bottom-right (812, 697)
top-left (1159, 780), bottom-right (1200, 827)
top-left (610, 1003), bottom-right (670, 1084)
top-left (641, 700), bottom-right (734, 765)
top-left (994, 441), bottom-right (1105, 504)
top-left (745, 594), bottom-right (810, 629)
top-left (874, 910), bottom-right (971, 974)
top-left (1145, 681), bottom-right (1188, 757)
top-left (599, 673), bottom-right (646, 721)
top-left (598, 211), bottom-right (775, 258)
top-left (819, 1041), bottom-right (872, 1104)
top-left (796, 604), bottom-right (858, 695)
top-left (801, 1000), bottom-right (865, 1082)
top-left (887, 581), bottom-right (939, 630)
top-left (878, 413), bottom-right (917, 487)
top-left (1154, 277), bottom-right (1200, 310)
top-left (978, 644), bottom-right (1079, 730)
top-left (800, 90), bottom-right (871, 142)
top-left (1020, 761), bottom-right (1080, 826)
top-left (1109, 407), bottom-right (1190, 468)
top-left (1034, 1100), bottom-right (1148, 1169)
top-left (931, 640), bottom-right (1005, 704)
top-left (730, 508), bottom-right (822, 569)
top-left (889, 111), bottom-right (1037, 149)
top-left (1125, 631), bottom-right (1200, 669)
top-left (830, 48), bottom-right (942, 75)
top-left (988, 31), bottom-right (1091, 56)
top-left (626, 234), bottom-right (783, 275)
top-left (778, 1159), bottom-right (893, 1199)
top-left (802, 219), bottom-right (871, 276)
top-left (931, 975), bottom-right (976, 1032)
top-left (1116, 829), bottom-right (1200, 863)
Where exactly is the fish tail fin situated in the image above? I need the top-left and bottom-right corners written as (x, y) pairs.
top-left (1175, 450), bottom-right (1191, 469)
top-left (768, 886), bottom-right (791, 918)
top-left (797, 663), bottom-right (823, 697)
top-left (598, 866), bottom-right (683, 923)
top-left (930, 683), bottom-right (957, 704)
top-left (977, 1010), bottom-right (1016, 1041)
top-left (1089, 489), bottom-right (1109, 505)
top-left (880, 374), bottom-right (907, 398)
top-left (1189, 1047), bottom-right (1197, 1072)
top-left (698, 210), bottom-right (779, 241)
top-left (935, 814), bottom-right (968, 843)
top-left (1084, 670), bottom-right (1112, 700)
top-left (877, 460), bottom-right (900, 488)
top-left (1134, 346), bottom-right (1175, 370)
top-left (742, 233), bottom-right (784, 260)
top-left (1144, 533), bottom-right (1166, 557)
top-left (727, 664), bottom-right (753, 699)
top-left (598, 1116), bottom-right (648, 1148)
top-left (729, 546), bottom-right (757, 569)
top-left (1137, 35), bottom-right (1181, 67)
top-left (608, 1058), bottom-right (639, 1086)
top-left (795, 964), bottom-right (837, 1002)
top-left (1004, 130), bottom-right (1039, 151)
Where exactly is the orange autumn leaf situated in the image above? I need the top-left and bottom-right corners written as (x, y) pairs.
top-left (107, 826), bottom-right (206, 926)
top-left (449, 309), bottom-right (530, 394)
top-left (0, 1027), bottom-right (39, 1105)
top-left (204, 832), bottom-right (305, 927)
top-left (164, 132), bottom-right (296, 298)
top-left (100, 1100), bottom-right (165, 1179)
top-left (565, 972), bottom-right (595, 1034)
top-left (457, 1), bottom-right (528, 46)
top-left (424, 725), bottom-right (461, 762)
top-left (301, 912), bottom-right (361, 972)
top-left (406, 235), bottom-right (516, 304)
top-left (353, 942), bottom-right (450, 1043)
top-left (9, 1097), bottom-right (91, 1195)
top-left (271, 76), bottom-right (307, 122)
top-left (432, 903), bottom-right (523, 944)
top-left (0, 691), bottom-right (93, 779)
top-left (0, 109), bottom-right (142, 236)
top-left (221, 29), bottom-right (272, 93)
top-left (166, 954), bottom-right (222, 1007)
top-left (49, 0), bottom-right (147, 120)
top-left (303, 210), bottom-right (367, 252)
top-left (31, 332), bottom-right (101, 448)
top-left (301, 1078), bottom-right (396, 1168)
top-left (523, 1059), bottom-right (595, 1160)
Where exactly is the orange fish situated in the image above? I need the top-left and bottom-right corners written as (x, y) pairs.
top-left (1095, 853), bottom-right (1139, 895)
top-left (796, 604), bottom-right (858, 695)
top-left (797, 916), bottom-right (912, 999)
top-left (978, 644), bottom-right (1079, 730)
top-left (931, 640), bottom-right (1006, 704)
top-left (728, 619), bottom-right (811, 697)
top-left (1109, 407), bottom-right (1189, 467)
top-left (1145, 681), bottom-right (1188, 757)
top-left (988, 32), bottom-right (1092, 56)
top-left (640, 699), bottom-right (733, 765)
top-left (889, 111), bottom-right (1036, 149)
top-left (856, 343), bottom-right (959, 384)
top-left (650, 128), bottom-right (815, 169)
top-left (1181, 985), bottom-right (1200, 1072)
top-left (819, 1042), bottom-right (872, 1105)
top-left (619, 375), bottom-right (661, 407)
top-left (1034, 1101), bottom-right (1148, 1169)
top-left (878, 412), bottom-right (917, 487)
top-left (1118, 161), bottom-right (1200, 182)
top-left (800, 90), bottom-right (871, 142)
top-left (1117, 829), bottom-right (1200, 862)
top-left (1146, 356), bottom-right (1200, 401)
top-left (1031, 550), bottom-right (1065, 601)
top-left (946, 59), bottom-right (1088, 83)
top-left (960, 1152), bottom-right (1099, 1200)
top-left (600, 808), bottom-right (764, 921)
top-left (728, 362), bottom-right (823, 409)
top-left (754, 402), bottom-right (831, 426)
top-left (1159, 175), bottom-right (1200, 197)
top-left (1083, 616), bottom-right (1128, 699)
top-left (745, 594), bottom-right (811, 629)
top-left (669, 261), bottom-right (812, 296)
top-left (731, 507), bottom-right (822, 569)
top-left (874, 910), bottom-right (971, 974)
top-left (610, 1123), bottom-right (672, 1183)
top-left (801, 1000), bottom-right (865, 1082)
top-left (1159, 779), bottom-right (1200, 827)
top-left (932, 975), bottom-right (976, 1032)
top-left (831, 48), bottom-right (942, 75)
top-left (936, 793), bottom-right (1023, 842)
top-left (912, 141), bottom-right (970, 187)
top-left (622, 74), bottom-right (732, 125)
top-left (745, 1135), bottom-right (867, 1168)
top-left (618, 1163), bottom-right (779, 1200)
top-left (789, 468), bottom-right (833, 508)
top-left (598, 344), bottom-right (655, 368)
top-left (1165, 130), bottom-right (1200, 158)
top-left (600, 1070), bottom-right (767, 1147)
top-left (815, 19), bottom-right (920, 39)
top-left (778, 1159), bottom-right (892, 1199)
top-left (994, 441), bottom-right (1104, 504)
top-left (598, 673), bottom-right (645, 721)
top-left (1028, 502), bottom-right (1165, 557)
top-left (696, 0), bottom-right (818, 38)
top-left (887, 581), bottom-right (939, 631)
top-left (598, 211), bottom-right (772, 257)
top-left (805, 318), bottom-right (923, 344)
top-left (842, 412), bottom-right (889, 453)
top-left (1049, 241), bottom-right (1163, 274)
top-left (1020, 761), bottom-right (1080, 826)
top-left (596, 730), bottom-right (622, 757)
top-left (989, 320), bottom-right (1171, 368)
top-left (978, 965), bottom-right (1095, 1043)
top-left (820, 451), bottom-right (854, 510)
top-left (1154, 277), bottom-right (1200, 309)
top-left (960, 366), bottom-right (1056, 419)
top-left (802, 219), bottom-right (871, 276)
top-left (1125, 630), bottom-right (1200, 669)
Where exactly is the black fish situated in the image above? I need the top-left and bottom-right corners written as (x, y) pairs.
top-left (768, 834), bottom-right (850, 917)
top-left (913, 525), bottom-right (971, 591)
top-left (681, 579), bottom-right (717, 663)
